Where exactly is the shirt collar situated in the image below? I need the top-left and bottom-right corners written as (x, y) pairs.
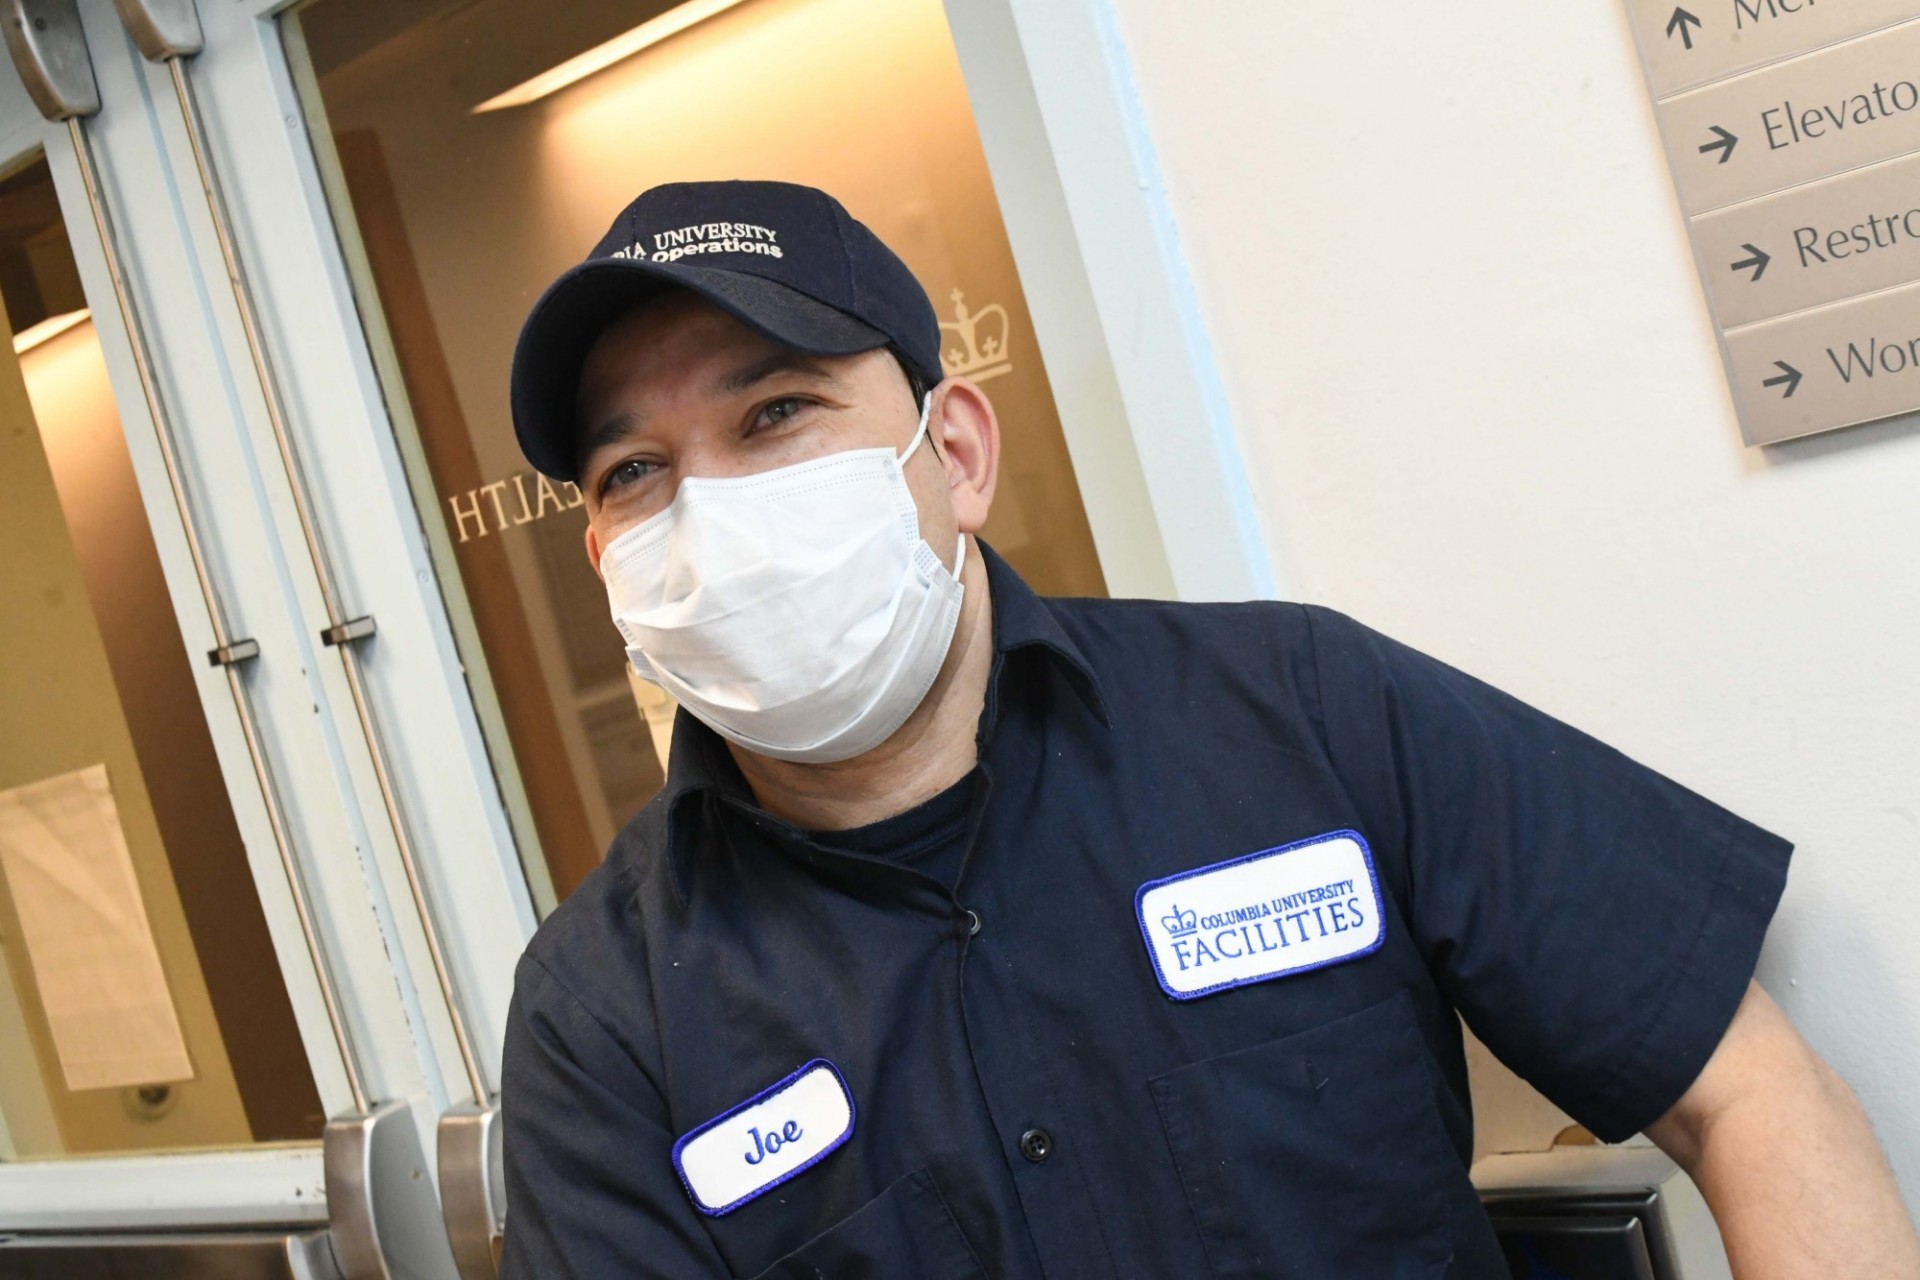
top-left (648, 539), bottom-right (1109, 906)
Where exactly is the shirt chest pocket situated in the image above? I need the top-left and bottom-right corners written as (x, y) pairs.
top-left (745, 1168), bottom-right (985, 1280)
top-left (1148, 991), bottom-right (1468, 1280)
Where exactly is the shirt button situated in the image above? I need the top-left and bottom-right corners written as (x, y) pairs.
top-left (1019, 1128), bottom-right (1054, 1163)
top-left (965, 909), bottom-right (982, 936)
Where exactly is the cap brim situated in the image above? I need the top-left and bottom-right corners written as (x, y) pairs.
top-left (511, 258), bottom-right (888, 482)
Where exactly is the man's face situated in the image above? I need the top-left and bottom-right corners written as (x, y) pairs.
top-left (575, 291), bottom-right (960, 573)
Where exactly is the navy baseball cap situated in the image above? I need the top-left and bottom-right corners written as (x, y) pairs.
top-left (511, 180), bottom-right (943, 482)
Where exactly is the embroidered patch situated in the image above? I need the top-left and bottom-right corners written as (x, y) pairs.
top-left (1135, 829), bottom-right (1385, 1000)
top-left (672, 1059), bottom-right (855, 1216)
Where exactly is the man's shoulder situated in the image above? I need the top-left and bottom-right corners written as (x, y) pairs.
top-left (1039, 592), bottom-right (1333, 682)
top-left (516, 802), bottom-right (671, 1023)
top-left (1043, 591), bottom-right (1314, 632)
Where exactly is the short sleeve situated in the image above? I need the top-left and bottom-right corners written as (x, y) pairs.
top-left (1301, 607), bottom-right (1791, 1141)
top-left (498, 955), bottom-right (728, 1279)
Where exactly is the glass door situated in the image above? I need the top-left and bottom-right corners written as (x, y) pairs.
top-left (0, 151), bottom-right (321, 1162)
top-left (0, 3), bottom-right (521, 1275)
top-left (23, 0), bottom-right (1172, 1273)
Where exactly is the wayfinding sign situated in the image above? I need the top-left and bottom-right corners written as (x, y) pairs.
top-left (1624, 5), bottom-right (1920, 444)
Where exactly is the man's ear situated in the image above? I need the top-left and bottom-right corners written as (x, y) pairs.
top-left (583, 521), bottom-right (605, 583)
top-left (928, 376), bottom-right (1000, 535)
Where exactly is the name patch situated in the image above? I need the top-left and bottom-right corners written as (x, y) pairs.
top-left (1135, 830), bottom-right (1384, 1000)
top-left (672, 1059), bottom-right (854, 1216)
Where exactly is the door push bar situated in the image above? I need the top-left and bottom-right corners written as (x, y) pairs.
top-left (111, 1), bottom-right (504, 1274)
top-left (1, 6), bottom-right (457, 1280)
top-left (438, 1102), bottom-right (507, 1279)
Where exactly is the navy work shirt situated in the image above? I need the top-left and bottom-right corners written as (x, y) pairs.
top-left (499, 544), bottom-right (1790, 1279)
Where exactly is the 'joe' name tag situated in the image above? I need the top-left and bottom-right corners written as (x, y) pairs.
top-left (1136, 829), bottom-right (1384, 1000)
top-left (672, 1059), bottom-right (855, 1216)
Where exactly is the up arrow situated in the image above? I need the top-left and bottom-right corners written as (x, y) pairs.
top-left (1763, 360), bottom-right (1803, 398)
top-left (1731, 243), bottom-right (1771, 282)
top-left (1699, 125), bottom-right (1738, 164)
top-left (1667, 6), bottom-right (1702, 50)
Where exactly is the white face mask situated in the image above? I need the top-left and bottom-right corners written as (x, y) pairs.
top-left (598, 397), bottom-right (966, 764)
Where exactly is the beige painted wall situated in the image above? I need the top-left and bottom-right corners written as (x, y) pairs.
top-left (1109, 0), bottom-right (1920, 1196)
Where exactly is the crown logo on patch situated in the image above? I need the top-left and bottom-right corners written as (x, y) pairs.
top-left (1161, 904), bottom-right (1198, 938)
top-left (939, 288), bottom-right (1012, 383)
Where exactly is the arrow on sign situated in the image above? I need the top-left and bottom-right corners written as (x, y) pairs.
top-left (1731, 243), bottom-right (1770, 282)
top-left (1699, 125), bottom-right (1738, 163)
top-left (1763, 360), bottom-right (1802, 398)
top-left (1667, 7), bottom-right (1702, 49)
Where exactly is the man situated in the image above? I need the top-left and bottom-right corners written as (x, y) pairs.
top-left (500, 180), bottom-right (1919, 1278)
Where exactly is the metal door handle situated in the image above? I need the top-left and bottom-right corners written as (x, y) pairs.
top-left (437, 1104), bottom-right (504, 1279)
top-left (325, 1103), bottom-right (462, 1280)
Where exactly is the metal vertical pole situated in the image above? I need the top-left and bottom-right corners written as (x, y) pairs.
top-left (162, 53), bottom-right (490, 1109)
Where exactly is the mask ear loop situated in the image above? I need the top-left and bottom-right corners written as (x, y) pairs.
top-left (894, 393), bottom-right (967, 583)
top-left (898, 391), bottom-right (935, 463)
top-left (899, 393), bottom-right (966, 581)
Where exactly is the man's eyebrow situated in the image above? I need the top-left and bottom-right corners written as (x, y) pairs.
top-left (576, 352), bottom-right (845, 473)
top-left (716, 350), bottom-right (845, 395)
top-left (576, 407), bottom-right (643, 473)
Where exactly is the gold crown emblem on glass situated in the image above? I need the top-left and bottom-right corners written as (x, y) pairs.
top-left (938, 289), bottom-right (1013, 383)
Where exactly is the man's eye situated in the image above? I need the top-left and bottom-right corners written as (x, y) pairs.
top-left (601, 458), bottom-right (655, 495)
top-left (754, 397), bottom-right (809, 429)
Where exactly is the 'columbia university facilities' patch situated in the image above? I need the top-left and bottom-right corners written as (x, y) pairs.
top-left (1135, 830), bottom-right (1385, 1000)
top-left (672, 1060), bottom-right (855, 1216)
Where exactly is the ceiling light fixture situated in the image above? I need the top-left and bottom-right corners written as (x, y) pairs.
top-left (472, 0), bottom-right (750, 113)
top-left (13, 308), bottom-right (89, 355)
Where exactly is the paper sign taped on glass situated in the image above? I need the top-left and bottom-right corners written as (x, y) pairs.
top-left (0, 764), bottom-right (192, 1091)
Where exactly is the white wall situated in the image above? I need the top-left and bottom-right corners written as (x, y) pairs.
top-left (1106, 0), bottom-right (1920, 1204)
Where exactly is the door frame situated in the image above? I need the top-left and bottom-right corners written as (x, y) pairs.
top-left (945, 0), bottom-right (1283, 602)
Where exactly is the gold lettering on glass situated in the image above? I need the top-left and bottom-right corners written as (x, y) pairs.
top-left (444, 471), bottom-right (589, 542)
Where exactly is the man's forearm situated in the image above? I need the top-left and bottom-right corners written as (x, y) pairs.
top-left (1648, 984), bottom-right (1920, 1279)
